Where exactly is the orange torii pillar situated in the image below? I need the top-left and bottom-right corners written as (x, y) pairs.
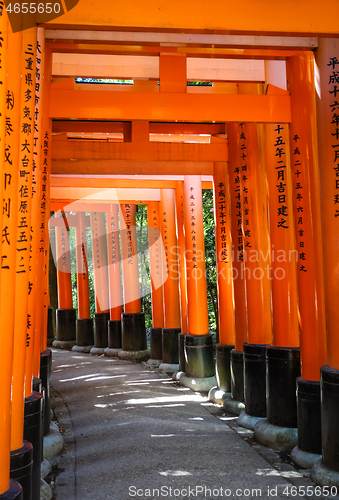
top-left (311, 39), bottom-right (339, 487)
top-left (159, 189), bottom-right (181, 371)
top-left (175, 181), bottom-right (188, 372)
top-left (179, 176), bottom-right (215, 391)
top-left (74, 212), bottom-right (93, 351)
top-left (286, 54), bottom-right (328, 468)
top-left (211, 161), bottom-right (235, 399)
top-left (105, 204), bottom-right (123, 356)
top-left (0, 17), bottom-right (24, 500)
top-left (147, 202), bottom-right (165, 363)
top-left (237, 120), bottom-right (273, 427)
top-left (53, 212), bottom-right (76, 349)
top-left (254, 113), bottom-right (300, 449)
top-left (226, 123), bottom-right (248, 409)
top-left (119, 204), bottom-right (148, 361)
top-left (89, 211), bottom-right (110, 354)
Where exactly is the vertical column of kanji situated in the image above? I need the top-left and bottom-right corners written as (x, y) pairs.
top-left (226, 122), bottom-right (248, 409)
top-left (106, 204), bottom-right (123, 354)
top-left (120, 204), bottom-right (148, 360)
top-left (254, 113), bottom-right (300, 450)
top-left (147, 201), bottom-right (164, 363)
top-left (174, 181), bottom-right (188, 373)
top-left (89, 211), bottom-right (109, 354)
top-left (74, 211), bottom-right (93, 350)
top-left (212, 162), bottom-right (235, 397)
top-left (0, 11), bottom-right (23, 500)
top-left (286, 54), bottom-right (327, 467)
top-left (182, 176), bottom-right (215, 389)
top-left (159, 189), bottom-right (181, 370)
top-left (239, 120), bottom-right (273, 425)
top-left (311, 40), bottom-right (339, 484)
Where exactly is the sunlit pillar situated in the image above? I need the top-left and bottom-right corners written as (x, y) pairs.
top-left (147, 201), bottom-right (164, 363)
top-left (159, 189), bottom-right (181, 370)
top-left (89, 211), bottom-right (109, 354)
top-left (119, 204), bottom-right (148, 360)
top-left (181, 176), bottom-right (215, 390)
top-left (105, 204), bottom-right (123, 355)
top-left (74, 212), bottom-right (93, 350)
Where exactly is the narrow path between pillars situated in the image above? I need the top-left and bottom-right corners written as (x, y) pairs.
top-left (49, 349), bottom-right (324, 500)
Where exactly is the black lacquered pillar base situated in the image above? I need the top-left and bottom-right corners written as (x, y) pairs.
top-left (150, 327), bottom-right (162, 360)
top-left (40, 349), bottom-right (52, 436)
top-left (216, 344), bottom-right (234, 393)
top-left (10, 441), bottom-right (33, 500)
top-left (76, 318), bottom-right (94, 347)
top-left (121, 312), bottom-right (147, 351)
top-left (24, 392), bottom-right (43, 500)
top-left (0, 480), bottom-right (23, 500)
top-left (243, 343), bottom-right (267, 417)
top-left (108, 320), bottom-right (122, 349)
top-left (321, 366), bottom-right (339, 471)
top-left (231, 349), bottom-right (244, 403)
top-left (184, 334), bottom-right (215, 379)
top-left (266, 346), bottom-right (300, 427)
top-left (297, 378), bottom-right (321, 454)
top-left (178, 333), bottom-right (186, 372)
top-left (93, 312), bottom-right (110, 348)
top-left (47, 307), bottom-right (55, 346)
top-left (162, 328), bottom-right (180, 364)
top-left (54, 308), bottom-right (76, 349)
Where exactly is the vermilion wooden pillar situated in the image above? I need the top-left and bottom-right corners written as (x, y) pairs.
top-left (159, 189), bottom-right (181, 368)
top-left (119, 204), bottom-right (147, 358)
top-left (74, 212), bottom-right (93, 349)
top-left (213, 161), bottom-right (235, 394)
top-left (90, 211), bottom-right (109, 352)
top-left (182, 176), bottom-right (215, 387)
top-left (106, 204), bottom-right (123, 352)
top-left (147, 201), bottom-right (164, 362)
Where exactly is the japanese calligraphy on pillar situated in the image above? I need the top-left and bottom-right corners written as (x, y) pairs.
top-left (240, 124), bottom-right (252, 253)
top-left (216, 182), bottom-right (228, 263)
top-left (162, 210), bottom-right (170, 275)
top-left (274, 124), bottom-right (290, 230)
top-left (188, 186), bottom-right (198, 270)
top-left (92, 212), bottom-right (101, 269)
top-left (109, 210), bottom-right (119, 267)
top-left (292, 134), bottom-right (307, 272)
top-left (232, 126), bottom-right (244, 262)
top-left (152, 210), bottom-right (161, 277)
top-left (327, 56), bottom-right (339, 218)
top-left (124, 204), bottom-right (134, 264)
top-left (39, 130), bottom-right (48, 253)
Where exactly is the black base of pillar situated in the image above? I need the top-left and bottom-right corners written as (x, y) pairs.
top-left (266, 345), bottom-right (300, 428)
top-left (296, 377), bottom-right (321, 455)
top-left (0, 480), bottom-right (23, 500)
top-left (24, 392), bottom-right (43, 500)
top-left (76, 318), bottom-right (94, 346)
top-left (184, 334), bottom-right (215, 379)
top-left (231, 349), bottom-right (244, 403)
top-left (121, 313), bottom-right (147, 351)
top-left (32, 378), bottom-right (42, 393)
top-left (244, 343), bottom-right (267, 418)
top-left (56, 308), bottom-right (76, 342)
top-left (10, 441), bottom-right (33, 500)
top-left (93, 312), bottom-right (110, 348)
top-left (179, 333), bottom-right (186, 372)
top-left (47, 307), bottom-right (55, 346)
top-left (150, 327), bottom-right (162, 360)
top-left (40, 349), bottom-right (52, 436)
top-left (108, 320), bottom-right (122, 349)
top-left (321, 366), bottom-right (339, 471)
top-left (162, 328), bottom-right (180, 364)
top-left (216, 344), bottom-right (234, 393)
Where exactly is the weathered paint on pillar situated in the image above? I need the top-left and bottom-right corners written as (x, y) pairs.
top-left (264, 117), bottom-right (299, 348)
top-left (213, 162), bottom-right (235, 345)
top-left (175, 181), bottom-right (188, 334)
top-left (0, 11), bottom-right (14, 495)
top-left (316, 39), bottom-right (339, 371)
top-left (107, 204), bottom-right (123, 320)
top-left (11, 23), bottom-right (37, 452)
top-left (147, 201), bottom-right (164, 328)
top-left (90, 211), bottom-right (109, 314)
top-left (227, 123), bottom-right (248, 351)
top-left (75, 212), bottom-right (91, 319)
top-left (287, 53), bottom-right (327, 380)
top-left (183, 176), bottom-right (209, 335)
top-left (160, 189), bottom-right (181, 329)
top-left (55, 213), bottom-right (73, 310)
top-left (120, 204), bottom-right (141, 314)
